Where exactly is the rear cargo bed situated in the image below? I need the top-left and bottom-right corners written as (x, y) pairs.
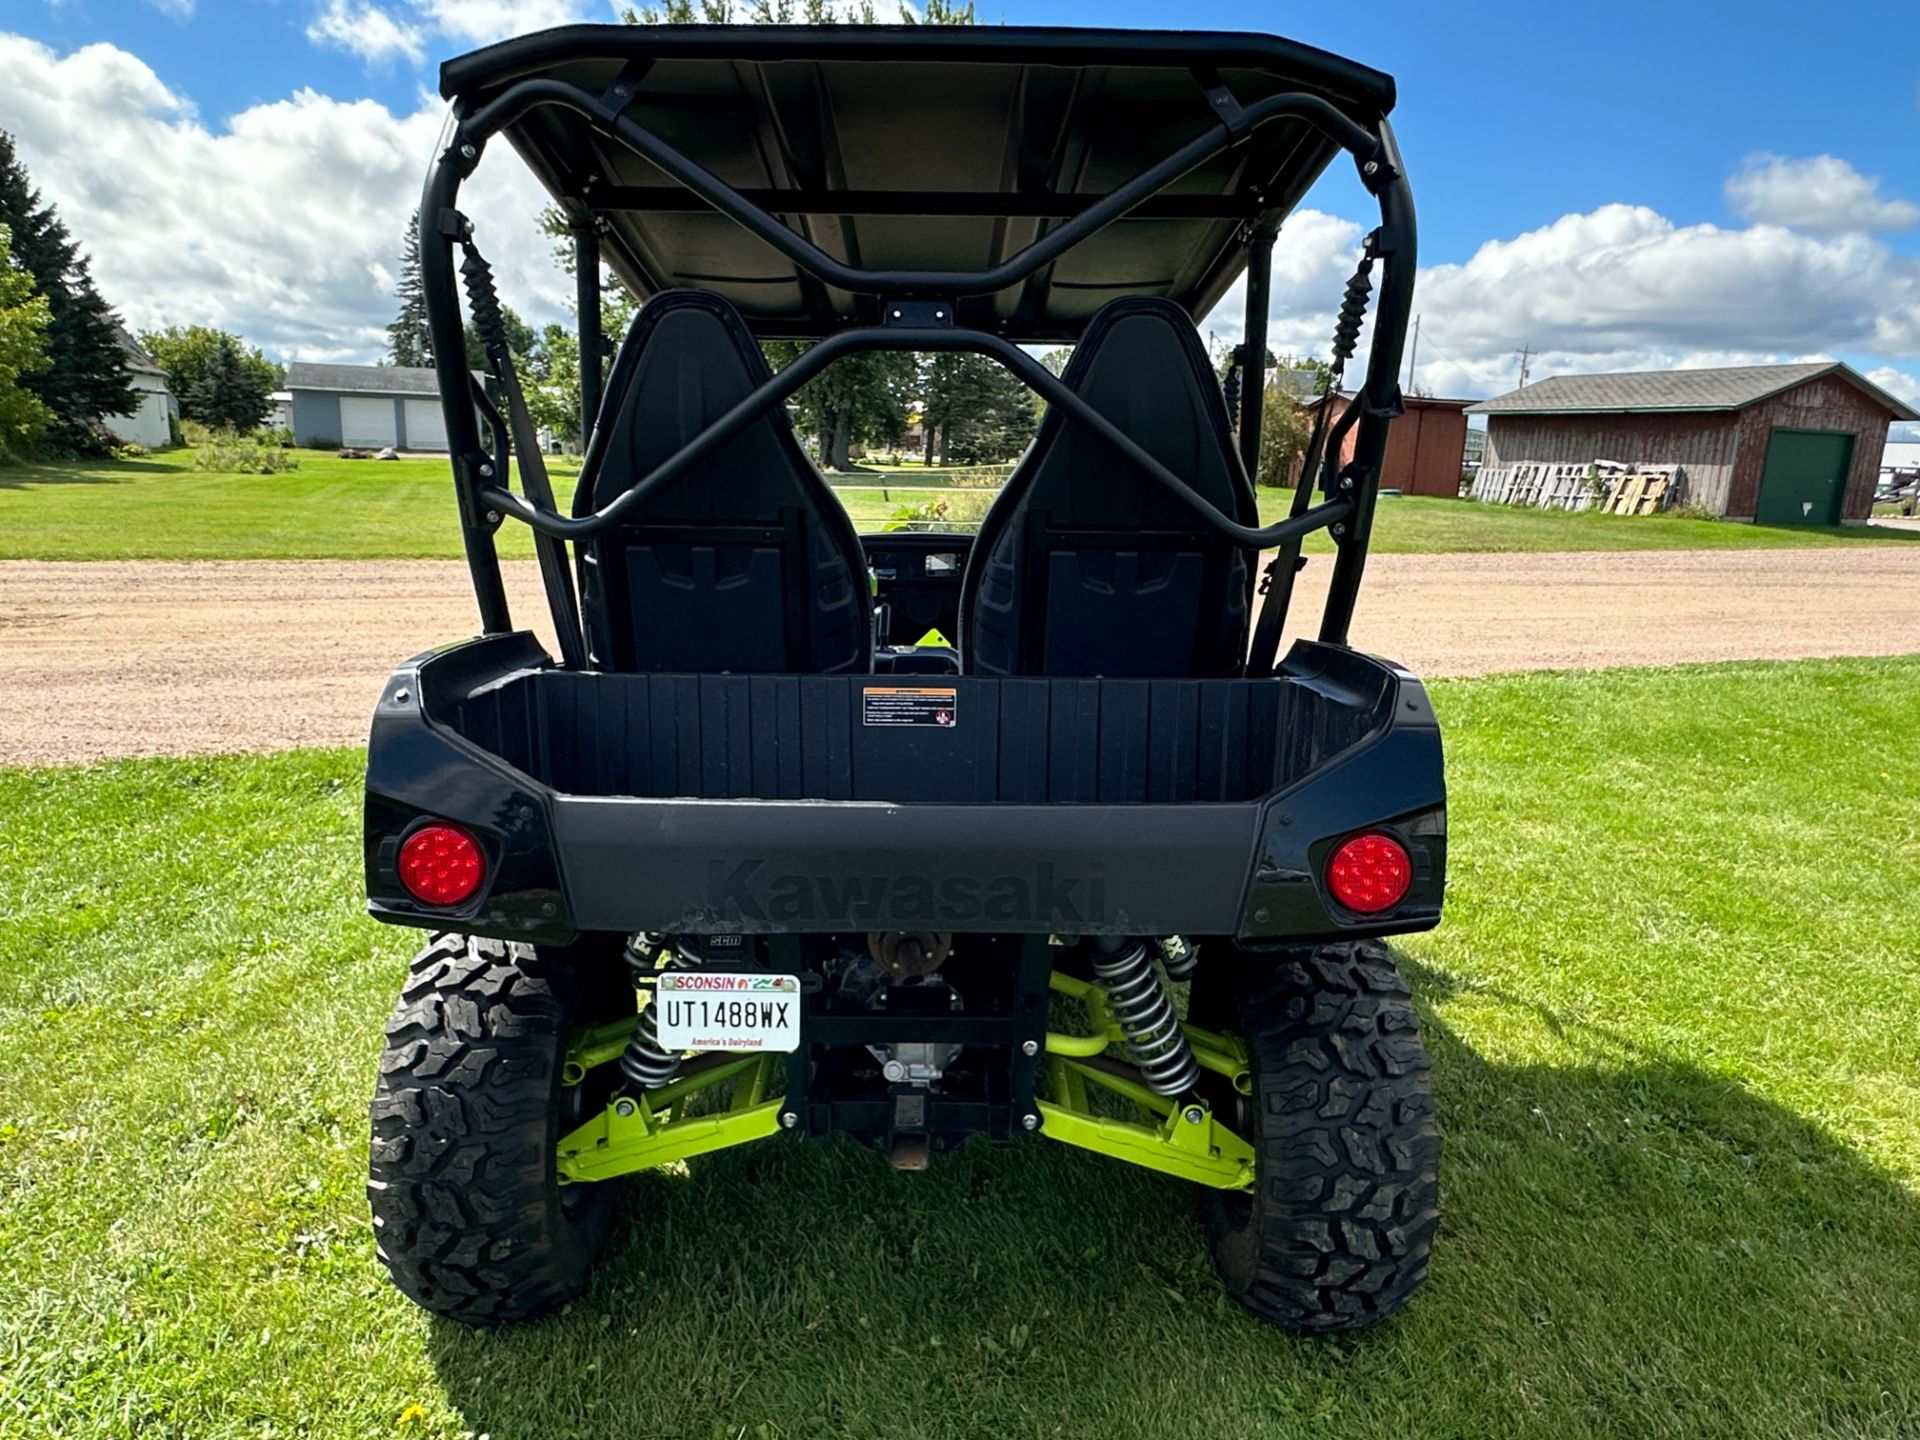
top-left (456, 664), bottom-right (1392, 806)
top-left (366, 633), bottom-right (1445, 942)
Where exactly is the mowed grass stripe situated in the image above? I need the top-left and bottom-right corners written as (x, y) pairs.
top-left (2, 448), bottom-right (1914, 560)
top-left (1, 658), bottom-right (1918, 1438)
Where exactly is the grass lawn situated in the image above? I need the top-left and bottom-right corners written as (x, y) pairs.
top-left (3, 656), bottom-right (1919, 1438)
top-left (2, 448), bottom-right (1913, 561)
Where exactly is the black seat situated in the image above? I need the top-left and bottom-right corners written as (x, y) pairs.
top-left (959, 297), bottom-right (1257, 677)
top-left (575, 289), bottom-right (869, 674)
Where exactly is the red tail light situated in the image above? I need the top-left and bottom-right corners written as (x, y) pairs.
top-left (397, 824), bottom-right (486, 906)
top-left (1326, 832), bottom-right (1412, 914)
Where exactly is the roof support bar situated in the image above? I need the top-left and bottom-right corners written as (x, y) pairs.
top-left (421, 55), bottom-right (1414, 655)
top-left (473, 324), bottom-right (1352, 552)
top-left (1237, 220), bottom-right (1279, 480)
top-left (588, 188), bottom-right (1266, 220)
top-left (459, 78), bottom-right (1383, 298)
top-left (574, 221), bottom-right (603, 449)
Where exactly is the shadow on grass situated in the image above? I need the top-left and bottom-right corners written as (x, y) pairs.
top-left (0, 459), bottom-right (172, 489)
top-left (425, 960), bottom-right (1920, 1438)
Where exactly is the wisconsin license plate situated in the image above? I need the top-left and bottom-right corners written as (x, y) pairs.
top-left (654, 972), bottom-right (802, 1053)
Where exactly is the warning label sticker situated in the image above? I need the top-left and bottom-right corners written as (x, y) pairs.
top-left (862, 686), bottom-right (958, 728)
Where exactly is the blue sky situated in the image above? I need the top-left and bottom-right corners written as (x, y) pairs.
top-left (5, 0), bottom-right (1918, 425)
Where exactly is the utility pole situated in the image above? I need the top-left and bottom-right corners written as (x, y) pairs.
top-left (1404, 314), bottom-right (1421, 393)
top-left (1516, 344), bottom-right (1534, 390)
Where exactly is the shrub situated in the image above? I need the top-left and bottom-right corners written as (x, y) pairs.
top-left (192, 431), bottom-right (300, 474)
top-left (883, 475), bottom-right (999, 533)
top-left (111, 442), bottom-right (151, 460)
top-left (254, 424), bottom-right (295, 448)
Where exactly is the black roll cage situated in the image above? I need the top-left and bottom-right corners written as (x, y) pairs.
top-left (420, 38), bottom-right (1416, 661)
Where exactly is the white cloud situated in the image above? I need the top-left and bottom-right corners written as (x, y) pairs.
top-left (1198, 197), bottom-right (1920, 414)
top-left (415, 0), bottom-right (593, 45)
top-left (305, 0), bottom-right (427, 67)
top-left (1866, 366), bottom-right (1920, 409)
top-left (0, 35), bottom-right (568, 363)
top-left (304, 0), bottom-right (594, 65)
top-left (1865, 368), bottom-right (1920, 442)
top-left (1411, 205), bottom-right (1920, 384)
top-left (10, 28), bottom-right (1920, 426)
top-left (144, 0), bottom-right (196, 19)
top-left (1725, 153), bottom-right (1920, 234)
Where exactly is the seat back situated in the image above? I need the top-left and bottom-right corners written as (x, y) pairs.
top-left (959, 297), bottom-right (1257, 677)
top-left (576, 289), bottom-right (869, 674)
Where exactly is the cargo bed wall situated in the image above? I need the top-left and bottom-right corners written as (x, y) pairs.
top-left (449, 668), bottom-right (1392, 805)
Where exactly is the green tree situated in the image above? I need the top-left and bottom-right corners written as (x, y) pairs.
top-left (188, 334), bottom-right (270, 432)
top-left (463, 301), bottom-right (541, 381)
top-left (764, 343), bottom-right (915, 471)
top-left (919, 352), bottom-right (1030, 465)
top-left (0, 222), bottom-right (53, 460)
top-left (1255, 376), bottom-right (1314, 488)
top-left (0, 132), bottom-right (133, 452)
top-left (524, 289), bottom-right (639, 447)
top-left (141, 325), bottom-right (282, 432)
top-left (386, 209), bottom-right (432, 367)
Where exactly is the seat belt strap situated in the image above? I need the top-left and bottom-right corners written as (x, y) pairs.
top-left (456, 233), bottom-right (589, 671)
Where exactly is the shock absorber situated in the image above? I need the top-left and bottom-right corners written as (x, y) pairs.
top-left (619, 934), bottom-right (700, 1089)
top-left (1155, 936), bottom-right (1198, 983)
top-left (1091, 937), bottom-right (1200, 1097)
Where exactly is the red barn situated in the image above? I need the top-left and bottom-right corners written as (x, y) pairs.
top-left (1291, 392), bottom-right (1471, 497)
top-left (1466, 363), bottom-right (1917, 525)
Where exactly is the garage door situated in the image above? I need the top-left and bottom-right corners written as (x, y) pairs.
top-left (403, 398), bottom-right (448, 452)
top-left (1756, 428), bottom-right (1852, 527)
top-left (339, 396), bottom-right (397, 450)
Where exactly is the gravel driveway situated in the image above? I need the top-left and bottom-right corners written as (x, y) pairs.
top-left (4, 547), bottom-right (1918, 765)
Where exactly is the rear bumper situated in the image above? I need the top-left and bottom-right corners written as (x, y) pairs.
top-left (364, 634), bottom-right (1445, 945)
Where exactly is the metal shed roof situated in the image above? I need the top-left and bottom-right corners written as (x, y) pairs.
top-left (1466, 362), bottom-right (1919, 421)
top-left (286, 363), bottom-right (440, 396)
top-left (1309, 389), bottom-right (1472, 411)
top-left (114, 327), bottom-right (168, 380)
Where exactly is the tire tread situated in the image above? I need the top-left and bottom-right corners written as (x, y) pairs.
top-left (1203, 940), bottom-right (1441, 1332)
top-left (367, 932), bottom-right (616, 1325)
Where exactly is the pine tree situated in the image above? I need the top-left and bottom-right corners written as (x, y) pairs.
top-left (145, 325), bottom-right (278, 432)
top-left (919, 353), bottom-right (1028, 464)
top-left (187, 334), bottom-right (239, 429)
top-left (387, 210), bottom-right (433, 367)
top-left (0, 132), bottom-right (133, 452)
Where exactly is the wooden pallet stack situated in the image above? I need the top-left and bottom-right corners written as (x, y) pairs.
top-left (1471, 459), bottom-right (1681, 513)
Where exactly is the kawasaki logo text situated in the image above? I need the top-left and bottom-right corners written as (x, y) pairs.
top-left (708, 860), bottom-right (1106, 924)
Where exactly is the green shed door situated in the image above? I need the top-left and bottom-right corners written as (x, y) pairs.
top-left (1755, 428), bottom-right (1853, 527)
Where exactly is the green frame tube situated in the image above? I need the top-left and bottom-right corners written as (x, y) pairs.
top-left (556, 1054), bottom-right (782, 1184)
top-left (553, 966), bottom-right (1257, 1190)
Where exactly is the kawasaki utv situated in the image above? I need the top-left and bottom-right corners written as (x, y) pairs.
top-left (365, 23), bottom-right (1443, 1333)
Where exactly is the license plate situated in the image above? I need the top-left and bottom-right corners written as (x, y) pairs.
top-left (653, 972), bottom-right (802, 1054)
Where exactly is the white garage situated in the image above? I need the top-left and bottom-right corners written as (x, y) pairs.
top-left (403, 398), bottom-right (448, 451)
top-left (285, 362), bottom-right (448, 451)
top-left (340, 396), bottom-right (399, 450)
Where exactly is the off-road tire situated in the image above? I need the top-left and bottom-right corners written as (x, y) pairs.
top-left (1194, 939), bottom-right (1440, 1332)
top-left (368, 932), bottom-right (624, 1325)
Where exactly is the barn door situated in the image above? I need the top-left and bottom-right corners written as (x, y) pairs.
top-left (1756, 428), bottom-right (1851, 527)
